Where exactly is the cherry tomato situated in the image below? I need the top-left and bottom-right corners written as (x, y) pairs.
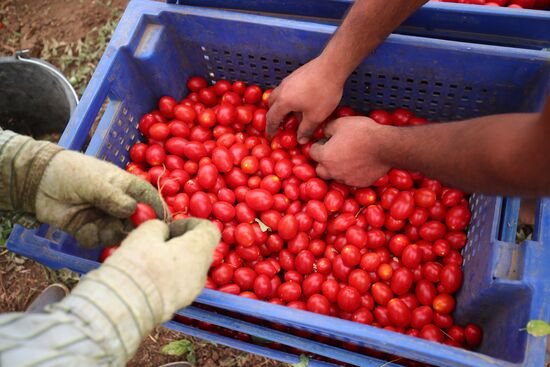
top-left (212, 263), bottom-right (234, 286)
top-left (416, 280), bottom-right (437, 306)
top-left (100, 246), bottom-right (119, 262)
top-left (337, 286), bottom-right (361, 312)
top-left (366, 205), bottom-right (385, 228)
top-left (278, 215), bottom-right (299, 240)
top-left (422, 262), bottom-right (442, 283)
top-left (235, 223), bottom-right (256, 247)
top-left (130, 203), bottom-right (157, 227)
top-left (390, 191), bottom-right (415, 220)
top-left (324, 190), bottom-right (345, 212)
top-left (348, 269), bottom-right (371, 294)
top-left (307, 294), bottom-right (331, 315)
top-left (244, 85), bottom-right (262, 104)
top-left (390, 267), bottom-right (414, 295)
top-left (233, 267), bottom-right (256, 291)
top-left (420, 221), bottom-right (447, 241)
top-left (415, 188), bottom-right (437, 208)
top-left (302, 273), bottom-right (325, 297)
top-left (295, 250), bottom-right (315, 275)
top-left (432, 293), bottom-right (455, 314)
top-left (420, 324), bottom-right (445, 343)
top-left (388, 234), bottom-right (410, 257)
top-left (387, 298), bottom-right (412, 327)
top-left (445, 205), bottom-right (471, 231)
top-left (341, 245), bottom-right (361, 267)
top-left (464, 324), bottom-right (483, 347)
top-left (388, 169), bottom-right (413, 190)
top-left (305, 178), bottom-right (328, 200)
top-left (401, 245), bottom-right (422, 269)
top-left (245, 189), bottom-right (274, 211)
top-left (278, 281), bottom-right (302, 302)
top-left (371, 282), bottom-right (393, 306)
top-left (187, 76), bottom-right (207, 92)
top-left (411, 306), bottom-right (434, 330)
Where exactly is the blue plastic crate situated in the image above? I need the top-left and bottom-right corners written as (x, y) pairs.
top-left (169, 0), bottom-right (550, 49)
top-left (7, 1), bottom-right (550, 366)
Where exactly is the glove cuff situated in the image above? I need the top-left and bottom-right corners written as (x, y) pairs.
top-left (57, 257), bottom-right (164, 364)
top-left (0, 130), bottom-right (63, 212)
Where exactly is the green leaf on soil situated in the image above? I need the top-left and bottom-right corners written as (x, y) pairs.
top-left (161, 339), bottom-right (194, 357)
top-left (292, 355), bottom-right (309, 367)
top-left (526, 320), bottom-right (550, 337)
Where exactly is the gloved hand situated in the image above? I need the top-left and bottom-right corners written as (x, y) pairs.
top-left (0, 130), bottom-right (163, 247)
top-left (57, 218), bottom-right (220, 364)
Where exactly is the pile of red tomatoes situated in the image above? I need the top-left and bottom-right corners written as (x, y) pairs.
top-left (434, 0), bottom-right (550, 9)
top-left (122, 76), bottom-right (483, 350)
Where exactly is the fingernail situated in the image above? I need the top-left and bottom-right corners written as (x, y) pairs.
top-left (298, 138), bottom-right (308, 144)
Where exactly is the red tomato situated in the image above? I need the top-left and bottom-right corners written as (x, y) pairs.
top-left (233, 267), bottom-right (256, 291)
top-left (278, 281), bottom-right (302, 302)
top-left (445, 205), bottom-right (471, 231)
top-left (366, 229), bottom-right (386, 249)
top-left (401, 245), bottom-right (422, 269)
top-left (360, 253), bottom-right (381, 272)
top-left (341, 245), bottom-right (361, 267)
top-left (348, 269), bottom-right (371, 294)
top-left (432, 293), bottom-right (455, 314)
top-left (371, 282), bottom-right (393, 306)
top-left (447, 325), bottom-right (466, 345)
top-left (234, 223), bottom-right (256, 247)
top-left (420, 221), bottom-right (447, 241)
top-left (196, 164), bottom-right (218, 189)
top-left (433, 312), bottom-right (453, 329)
top-left (411, 306), bottom-right (434, 330)
top-left (369, 109), bottom-right (392, 125)
top-left (305, 178), bottom-right (328, 200)
top-left (464, 324), bottom-right (483, 347)
top-left (337, 286), bottom-right (361, 312)
top-left (129, 143), bottom-right (148, 163)
top-left (416, 280), bottom-right (437, 306)
top-left (321, 279), bottom-right (340, 303)
top-left (414, 188), bottom-right (437, 208)
top-left (387, 298), bottom-right (412, 327)
top-left (388, 234), bottom-right (410, 257)
top-left (292, 164), bottom-right (316, 181)
top-left (420, 324), bottom-right (445, 343)
top-left (377, 263), bottom-right (393, 281)
top-left (354, 188), bottom-right (377, 206)
top-left (307, 294), bottom-right (331, 315)
top-left (365, 205), bottom-right (385, 228)
top-left (374, 306), bottom-right (391, 326)
top-left (244, 85), bottom-right (262, 104)
top-left (211, 201), bottom-right (235, 222)
top-left (422, 262), bottom-right (442, 283)
top-left (390, 191), bottom-right (415, 220)
top-left (145, 145), bottom-right (166, 166)
top-left (199, 87), bottom-right (218, 107)
top-left (352, 307), bottom-right (373, 325)
top-left (346, 226), bottom-right (368, 248)
top-left (278, 215), bottom-right (299, 240)
top-left (211, 263), bottom-right (234, 285)
top-left (302, 273), bottom-right (325, 297)
top-left (388, 169), bottom-right (413, 190)
top-left (332, 255), bottom-right (353, 282)
top-left (158, 96), bottom-right (177, 118)
top-left (295, 250), bottom-right (315, 275)
top-left (131, 203), bottom-right (157, 226)
top-left (392, 108), bottom-right (412, 126)
top-left (446, 231), bottom-right (468, 250)
top-left (390, 267), bottom-right (414, 295)
top-left (324, 190), bottom-right (345, 213)
top-left (189, 192), bottom-right (212, 218)
top-left (187, 76), bottom-right (208, 92)
top-left (244, 189), bottom-right (274, 211)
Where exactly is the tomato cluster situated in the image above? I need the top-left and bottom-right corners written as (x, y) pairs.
top-left (433, 0), bottom-right (550, 9)
top-left (119, 76), bottom-right (482, 350)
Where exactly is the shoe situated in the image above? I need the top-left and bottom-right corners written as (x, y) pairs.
top-left (26, 283), bottom-right (69, 313)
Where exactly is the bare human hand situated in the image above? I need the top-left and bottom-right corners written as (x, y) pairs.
top-left (266, 57), bottom-right (344, 143)
top-left (309, 116), bottom-right (390, 187)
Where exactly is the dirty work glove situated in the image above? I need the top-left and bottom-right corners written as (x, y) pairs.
top-left (0, 130), bottom-right (163, 247)
top-left (55, 218), bottom-right (220, 365)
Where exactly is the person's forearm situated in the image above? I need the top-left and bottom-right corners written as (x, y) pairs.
top-left (318, 0), bottom-right (428, 84)
top-left (379, 113), bottom-right (550, 197)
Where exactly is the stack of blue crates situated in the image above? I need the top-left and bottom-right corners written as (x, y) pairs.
top-left (7, 0), bottom-right (550, 366)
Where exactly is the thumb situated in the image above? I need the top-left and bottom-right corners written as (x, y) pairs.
top-left (296, 113), bottom-right (320, 144)
top-left (168, 218), bottom-right (220, 251)
top-left (308, 142), bottom-right (326, 163)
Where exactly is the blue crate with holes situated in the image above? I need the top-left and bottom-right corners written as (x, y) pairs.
top-left (169, 0), bottom-right (550, 49)
top-left (6, 0), bottom-right (550, 366)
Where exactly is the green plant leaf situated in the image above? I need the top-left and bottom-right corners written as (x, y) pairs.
top-left (161, 339), bottom-right (194, 357)
top-left (526, 320), bottom-right (550, 337)
top-left (291, 355), bottom-right (309, 367)
top-left (255, 218), bottom-right (272, 232)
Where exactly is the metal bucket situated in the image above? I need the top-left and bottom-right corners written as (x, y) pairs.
top-left (0, 51), bottom-right (78, 136)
